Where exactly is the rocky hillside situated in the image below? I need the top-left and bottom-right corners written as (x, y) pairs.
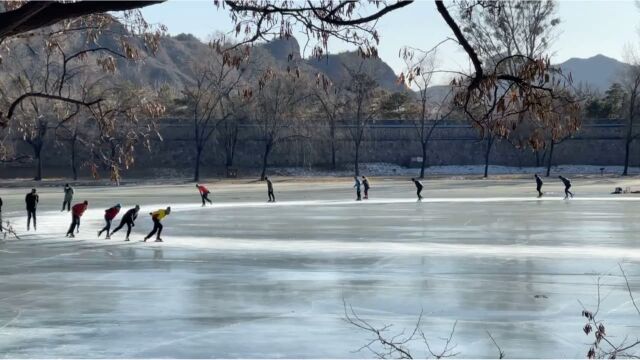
top-left (117, 32), bottom-right (408, 93)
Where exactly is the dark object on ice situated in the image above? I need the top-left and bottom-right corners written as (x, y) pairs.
top-left (533, 294), bottom-right (548, 299)
top-left (612, 187), bottom-right (624, 194)
top-left (600, 167), bottom-right (605, 176)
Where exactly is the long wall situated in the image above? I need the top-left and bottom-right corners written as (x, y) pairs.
top-left (1, 119), bottom-right (638, 178)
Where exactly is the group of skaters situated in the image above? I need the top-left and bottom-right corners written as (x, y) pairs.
top-left (0, 173), bottom-right (581, 241)
top-left (0, 184), bottom-right (172, 242)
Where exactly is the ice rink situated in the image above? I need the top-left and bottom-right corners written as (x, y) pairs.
top-left (0, 177), bottom-right (639, 358)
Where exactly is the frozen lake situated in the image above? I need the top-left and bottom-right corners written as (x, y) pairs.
top-left (0, 178), bottom-right (639, 358)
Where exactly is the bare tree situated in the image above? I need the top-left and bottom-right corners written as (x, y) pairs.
top-left (87, 82), bottom-right (165, 184)
top-left (579, 266), bottom-right (640, 359)
top-left (621, 48), bottom-right (640, 176)
top-left (251, 70), bottom-right (311, 180)
top-left (0, 4), bottom-right (165, 128)
top-left (181, 51), bottom-right (242, 181)
top-left (56, 119), bottom-right (84, 180)
top-left (344, 301), bottom-right (459, 359)
top-left (313, 85), bottom-right (345, 170)
top-left (400, 47), bottom-right (454, 178)
top-left (342, 64), bottom-right (381, 176)
top-left (446, 0), bottom-right (580, 177)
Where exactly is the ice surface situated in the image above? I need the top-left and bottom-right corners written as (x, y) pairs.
top-left (0, 178), bottom-right (639, 358)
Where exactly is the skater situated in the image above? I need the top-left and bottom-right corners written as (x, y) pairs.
top-left (353, 176), bottom-right (362, 201)
top-left (558, 175), bottom-right (574, 199)
top-left (265, 176), bottom-right (275, 202)
top-left (25, 188), bottom-right (38, 231)
top-left (535, 174), bottom-right (544, 197)
top-left (362, 176), bottom-right (370, 200)
top-left (196, 184), bottom-right (212, 206)
top-left (411, 178), bottom-right (424, 200)
top-left (144, 206), bottom-right (171, 242)
top-left (111, 205), bottom-right (140, 241)
top-left (98, 204), bottom-right (121, 239)
top-left (0, 196), bottom-right (3, 233)
top-left (66, 200), bottom-right (88, 238)
top-left (62, 183), bottom-right (74, 212)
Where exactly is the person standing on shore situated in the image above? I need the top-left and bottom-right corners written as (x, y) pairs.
top-left (353, 176), bottom-right (362, 201)
top-left (25, 188), bottom-right (38, 231)
top-left (111, 205), bottom-right (140, 241)
top-left (558, 175), bottom-right (574, 199)
top-left (66, 200), bottom-right (88, 238)
top-left (62, 184), bottom-right (74, 212)
top-left (196, 184), bottom-right (213, 206)
top-left (535, 174), bottom-right (544, 198)
top-left (411, 178), bottom-right (424, 200)
top-left (98, 204), bottom-right (121, 239)
top-left (362, 176), bottom-right (370, 200)
top-left (265, 177), bottom-right (276, 202)
top-left (144, 207), bottom-right (171, 242)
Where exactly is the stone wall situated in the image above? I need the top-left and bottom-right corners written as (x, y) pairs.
top-left (2, 118), bottom-right (638, 178)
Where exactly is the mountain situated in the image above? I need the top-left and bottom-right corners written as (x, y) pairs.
top-left (417, 54), bottom-right (630, 102)
top-left (556, 54), bottom-right (629, 92)
top-left (306, 51), bottom-right (406, 92)
top-left (122, 34), bottom-right (406, 93)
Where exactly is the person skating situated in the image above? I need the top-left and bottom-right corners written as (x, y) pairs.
top-left (98, 204), bottom-right (121, 239)
top-left (66, 200), bottom-right (88, 238)
top-left (196, 184), bottom-right (212, 206)
top-left (411, 178), bottom-right (424, 200)
top-left (353, 176), bottom-right (362, 201)
top-left (362, 176), bottom-right (370, 200)
top-left (0, 196), bottom-right (3, 234)
top-left (62, 184), bottom-right (74, 212)
top-left (265, 176), bottom-right (275, 202)
top-left (144, 206), bottom-right (171, 242)
top-left (535, 174), bottom-right (544, 197)
top-left (111, 205), bottom-right (140, 241)
top-left (558, 175), bottom-right (574, 199)
top-left (25, 188), bottom-right (39, 231)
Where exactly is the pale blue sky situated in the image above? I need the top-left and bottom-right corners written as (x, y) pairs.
top-left (141, 0), bottom-right (639, 84)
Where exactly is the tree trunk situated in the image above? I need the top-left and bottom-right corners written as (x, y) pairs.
top-left (225, 124), bottom-right (238, 168)
top-left (34, 144), bottom-right (43, 181)
top-left (354, 141), bottom-right (360, 176)
top-left (419, 141), bottom-right (428, 178)
top-left (194, 146), bottom-right (202, 182)
top-left (330, 121), bottom-right (336, 170)
top-left (546, 141), bottom-right (555, 177)
top-left (623, 139), bottom-right (631, 176)
top-left (483, 135), bottom-right (493, 178)
top-left (260, 142), bottom-right (272, 181)
top-left (71, 137), bottom-right (78, 180)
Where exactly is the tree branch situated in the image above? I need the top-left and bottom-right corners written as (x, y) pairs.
top-left (0, 1), bottom-right (163, 40)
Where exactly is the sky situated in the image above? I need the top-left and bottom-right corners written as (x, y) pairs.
top-left (140, 0), bottom-right (640, 85)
